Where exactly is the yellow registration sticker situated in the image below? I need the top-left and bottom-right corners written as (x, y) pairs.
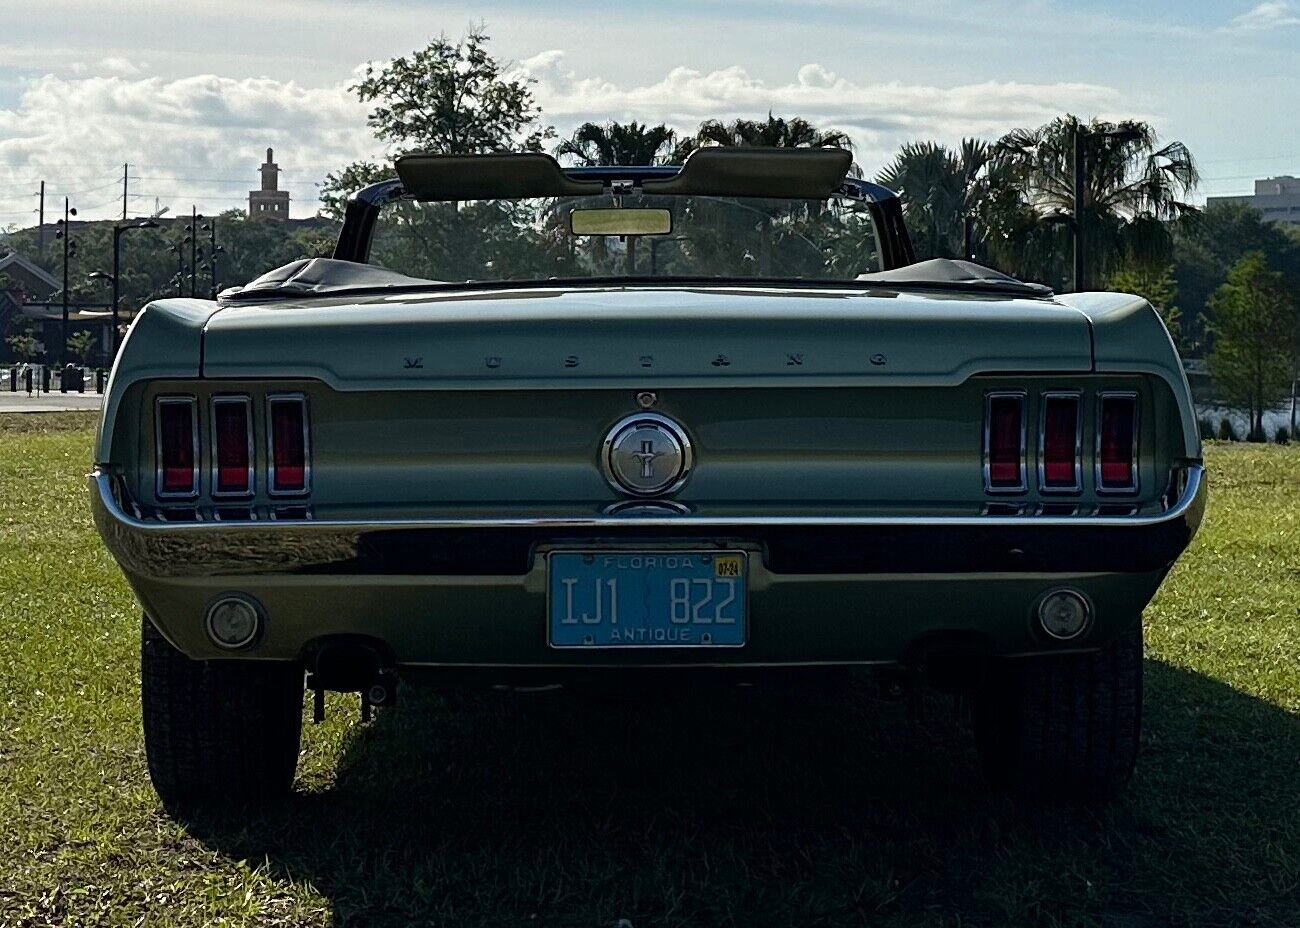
top-left (714, 555), bottom-right (743, 578)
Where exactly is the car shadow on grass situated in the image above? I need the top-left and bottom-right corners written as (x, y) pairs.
top-left (182, 660), bottom-right (1300, 928)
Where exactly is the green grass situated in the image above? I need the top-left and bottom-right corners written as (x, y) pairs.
top-left (1, 415), bottom-right (1297, 927)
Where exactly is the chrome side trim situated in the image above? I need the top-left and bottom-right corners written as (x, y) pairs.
top-left (154, 395), bottom-right (199, 500)
top-left (983, 390), bottom-right (1027, 494)
top-left (266, 392), bottom-right (311, 497)
top-left (1038, 390), bottom-right (1083, 494)
top-left (1096, 391), bottom-right (1140, 495)
top-left (210, 395), bottom-right (255, 498)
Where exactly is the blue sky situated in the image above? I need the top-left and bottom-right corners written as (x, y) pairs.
top-left (1, 0), bottom-right (1297, 221)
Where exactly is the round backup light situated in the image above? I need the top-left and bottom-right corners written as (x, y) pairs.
top-left (205, 596), bottom-right (263, 650)
top-left (1037, 589), bottom-right (1091, 640)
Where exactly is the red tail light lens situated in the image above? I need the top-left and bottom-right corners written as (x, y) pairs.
top-left (212, 397), bottom-right (253, 496)
top-left (985, 393), bottom-right (1026, 492)
top-left (1098, 393), bottom-right (1138, 491)
top-left (1041, 393), bottom-right (1081, 490)
top-left (268, 395), bottom-right (308, 495)
top-left (156, 397), bottom-right (197, 497)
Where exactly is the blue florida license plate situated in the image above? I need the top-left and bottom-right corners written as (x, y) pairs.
top-left (548, 550), bottom-right (747, 648)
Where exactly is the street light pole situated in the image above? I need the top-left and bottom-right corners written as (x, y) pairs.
top-left (108, 219), bottom-right (158, 360)
top-left (54, 198), bottom-right (78, 377)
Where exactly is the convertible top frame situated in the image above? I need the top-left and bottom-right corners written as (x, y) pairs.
top-left (332, 149), bottom-right (915, 270)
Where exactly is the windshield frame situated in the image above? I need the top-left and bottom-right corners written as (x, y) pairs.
top-left (332, 165), bottom-right (916, 276)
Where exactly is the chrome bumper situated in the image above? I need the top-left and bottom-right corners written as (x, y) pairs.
top-left (89, 466), bottom-right (1205, 580)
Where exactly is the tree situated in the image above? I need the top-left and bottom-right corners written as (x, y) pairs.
top-left (1173, 202), bottom-right (1300, 354)
top-left (319, 26), bottom-right (553, 212)
top-left (1108, 261), bottom-right (1183, 347)
top-left (684, 113), bottom-right (853, 159)
top-left (994, 116), bottom-right (1198, 289)
top-left (555, 121), bottom-right (677, 166)
top-left (875, 139), bottom-right (1014, 261)
top-left (1207, 252), bottom-right (1297, 440)
top-left (66, 330), bottom-right (96, 366)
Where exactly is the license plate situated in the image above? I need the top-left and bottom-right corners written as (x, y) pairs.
top-left (548, 550), bottom-right (747, 648)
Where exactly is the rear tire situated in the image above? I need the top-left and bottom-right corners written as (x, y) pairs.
top-left (974, 624), bottom-right (1143, 800)
top-left (141, 617), bottom-right (303, 811)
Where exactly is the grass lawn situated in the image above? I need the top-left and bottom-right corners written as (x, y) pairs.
top-left (0, 413), bottom-right (1296, 927)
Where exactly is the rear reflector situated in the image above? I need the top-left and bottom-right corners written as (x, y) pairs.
top-left (1040, 393), bottom-right (1081, 491)
top-left (984, 392), bottom-right (1026, 492)
top-left (1098, 393), bottom-right (1138, 492)
top-left (156, 397), bottom-right (197, 498)
top-left (268, 395), bottom-right (309, 495)
top-left (212, 397), bottom-right (253, 496)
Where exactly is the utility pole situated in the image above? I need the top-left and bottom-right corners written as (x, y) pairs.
top-left (122, 163), bottom-right (129, 221)
top-left (37, 181), bottom-right (45, 260)
top-left (1072, 124), bottom-right (1086, 293)
top-left (187, 206), bottom-right (202, 298)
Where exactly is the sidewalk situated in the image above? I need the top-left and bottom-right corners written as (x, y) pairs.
top-left (0, 392), bottom-right (104, 413)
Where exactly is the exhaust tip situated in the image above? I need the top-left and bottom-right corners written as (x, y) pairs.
top-left (1037, 588), bottom-right (1091, 641)
top-left (205, 594), bottom-right (264, 650)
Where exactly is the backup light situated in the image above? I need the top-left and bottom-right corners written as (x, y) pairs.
top-left (205, 595), bottom-right (262, 649)
top-left (1037, 589), bottom-right (1091, 640)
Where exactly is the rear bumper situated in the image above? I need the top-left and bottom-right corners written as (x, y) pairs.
top-left (90, 466), bottom-right (1204, 665)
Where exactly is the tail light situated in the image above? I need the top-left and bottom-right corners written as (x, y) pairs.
top-left (267, 394), bottom-right (310, 495)
top-left (211, 396), bottom-right (253, 496)
top-left (1098, 392), bottom-right (1138, 492)
top-left (155, 396), bottom-right (198, 498)
top-left (1039, 392), bottom-right (1082, 492)
top-left (984, 392), bottom-right (1026, 493)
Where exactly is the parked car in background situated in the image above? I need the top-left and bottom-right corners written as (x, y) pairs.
top-left (89, 147), bottom-right (1204, 809)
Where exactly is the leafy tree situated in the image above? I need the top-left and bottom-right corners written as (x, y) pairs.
top-left (555, 121), bottom-right (677, 166)
top-left (994, 115), bottom-right (1198, 290)
top-left (1207, 252), bottom-right (1297, 440)
top-left (1108, 261), bottom-right (1183, 347)
top-left (66, 330), bottom-right (96, 365)
top-left (1173, 202), bottom-right (1300, 354)
top-left (320, 26), bottom-right (553, 213)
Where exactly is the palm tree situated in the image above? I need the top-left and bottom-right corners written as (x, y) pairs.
top-left (994, 115), bottom-right (1198, 288)
top-left (875, 138), bottom-right (1010, 261)
top-left (686, 114), bottom-right (853, 154)
top-left (554, 121), bottom-right (678, 166)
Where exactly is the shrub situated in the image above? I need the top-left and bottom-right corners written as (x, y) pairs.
top-left (1198, 417), bottom-right (1215, 439)
top-left (1276, 427), bottom-right (1290, 445)
top-left (1217, 418), bottom-right (1238, 442)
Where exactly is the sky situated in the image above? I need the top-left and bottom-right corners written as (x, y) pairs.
top-left (0, 0), bottom-right (1297, 223)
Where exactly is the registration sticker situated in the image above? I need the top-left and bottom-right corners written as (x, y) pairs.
top-left (714, 555), bottom-right (743, 578)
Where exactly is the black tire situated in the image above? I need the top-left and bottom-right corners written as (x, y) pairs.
top-left (141, 617), bottom-right (303, 810)
top-left (974, 624), bottom-right (1143, 800)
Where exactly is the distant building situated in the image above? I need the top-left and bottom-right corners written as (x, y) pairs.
top-left (1207, 176), bottom-right (1300, 226)
top-left (249, 148), bottom-right (290, 220)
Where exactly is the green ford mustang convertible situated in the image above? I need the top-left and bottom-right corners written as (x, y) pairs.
top-left (89, 147), bottom-right (1205, 807)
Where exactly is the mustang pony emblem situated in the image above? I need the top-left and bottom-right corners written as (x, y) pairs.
top-left (601, 413), bottom-right (693, 497)
top-left (630, 439), bottom-right (663, 479)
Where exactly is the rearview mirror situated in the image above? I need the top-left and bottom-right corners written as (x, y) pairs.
top-left (569, 207), bottom-right (672, 237)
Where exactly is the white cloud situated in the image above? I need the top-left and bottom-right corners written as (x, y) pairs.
top-left (0, 59), bottom-right (1129, 223)
top-left (522, 54), bottom-right (1127, 168)
top-left (1230, 1), bottom-right (1300, 30)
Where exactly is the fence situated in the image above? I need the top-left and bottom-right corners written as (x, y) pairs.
top-left (5, 364), bottom-right (107, 396)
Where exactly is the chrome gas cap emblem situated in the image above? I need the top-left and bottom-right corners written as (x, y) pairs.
top-left (602, 412), bottom-right (693, 497)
